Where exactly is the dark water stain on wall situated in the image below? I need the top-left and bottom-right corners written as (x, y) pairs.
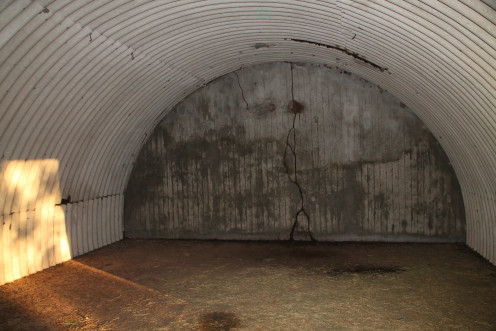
top-left (124, 62), bottom-right (465, 242)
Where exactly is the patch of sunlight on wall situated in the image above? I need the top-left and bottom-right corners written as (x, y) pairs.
top-left (0, 159), bottom-right (71, 285)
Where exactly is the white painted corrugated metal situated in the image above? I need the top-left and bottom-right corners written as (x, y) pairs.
top-left (0, 0), bottom-right (494, 284)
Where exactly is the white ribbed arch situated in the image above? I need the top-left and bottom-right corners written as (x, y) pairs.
top-left (0, 0), bottom-right (495, 283)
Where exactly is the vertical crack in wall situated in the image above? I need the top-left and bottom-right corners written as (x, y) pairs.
top-left (234, 71), bottom-right (249, 107)
top-left (283, 63), bottom-right (316, 242)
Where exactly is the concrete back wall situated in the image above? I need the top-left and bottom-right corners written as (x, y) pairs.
top-left (125, 63), bottom-right (465, 242)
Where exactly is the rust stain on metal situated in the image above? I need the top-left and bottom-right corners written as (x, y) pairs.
top-left (288, 38), bottom-right (390, 73)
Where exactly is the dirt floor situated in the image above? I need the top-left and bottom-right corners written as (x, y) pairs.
top-left (1, 240), bottom-right (495, 330)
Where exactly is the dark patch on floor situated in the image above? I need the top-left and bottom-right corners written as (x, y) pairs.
top-left (199, 311), bottom-right (241, 331)
top-left (326, 265), bottom-right (405, 276)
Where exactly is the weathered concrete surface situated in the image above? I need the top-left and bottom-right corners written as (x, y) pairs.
top-left (124, 62), bottom-right (465, 241)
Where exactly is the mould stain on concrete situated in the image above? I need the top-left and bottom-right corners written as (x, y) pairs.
top-left (288, 100), bottom-right (304, 114)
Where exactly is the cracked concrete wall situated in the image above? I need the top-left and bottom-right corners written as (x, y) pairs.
top-left (124, 62), bottom-right (465, 242)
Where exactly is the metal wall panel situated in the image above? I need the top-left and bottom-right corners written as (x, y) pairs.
top-left (0, 192), bottom-right (122, 284)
